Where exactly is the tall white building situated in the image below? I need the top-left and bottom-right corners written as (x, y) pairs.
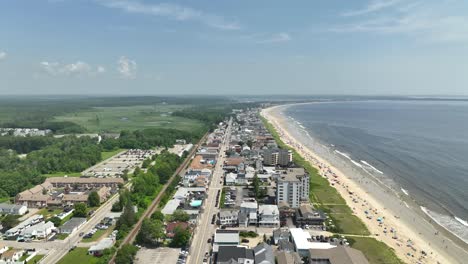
top-left (276, 168), bottom-right (309, 208)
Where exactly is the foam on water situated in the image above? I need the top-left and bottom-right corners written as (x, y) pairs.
top-left (401, 188), bottom-right (409, 196)
top-left (361, 160), bottom-right (384, 174)
top-left (421, 206), bottom-right (468, 244)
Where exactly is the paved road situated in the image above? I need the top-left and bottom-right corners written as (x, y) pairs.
top-left (187, 119), bottom-right (231, 264)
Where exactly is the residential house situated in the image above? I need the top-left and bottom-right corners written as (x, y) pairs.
top-left (60, 218), bottom-right (86, 234)
top-left (0, 249), bottom-right (24, 263)
top-left (253, 243), bottom-right (275, 264)
top-left (258, 205), bottom-right (280, 227)
top-left (218, 210), bottom-right (239, 226)
top-left (276, 251), bottom-right (303, 264)
top-left (88, 238), bottom-right (115, 256)
top-left (216, 246), bottom-right (254, 264)
top-left (290, 228), bottom-right (336, 257)
top-left (0, 204), bottom-right (27, 215)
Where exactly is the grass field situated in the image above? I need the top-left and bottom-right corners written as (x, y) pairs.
top-left (57, 247), bottom-right (99, 264)
top-left (26, 254), bottom-right (44, 263)
top-left (101, 149), bottom-right (125, 160)
top-left (81, 228), bottom-right (109, 243)
top-left (42, 172), bottom-right (82, 178)
top-left (54, 105), bottom-right (204, 133)
top-left (348, 237), bottom-right (405, 264)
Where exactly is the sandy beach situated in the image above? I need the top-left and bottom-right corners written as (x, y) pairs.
top-left (262, 104), bottom-right (468, 264)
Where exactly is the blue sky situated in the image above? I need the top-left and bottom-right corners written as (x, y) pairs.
top-left (1, 0), bottom-right (468, 95)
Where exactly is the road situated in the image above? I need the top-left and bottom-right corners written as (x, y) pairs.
top-left (187, 119), bottom-right (231, 264)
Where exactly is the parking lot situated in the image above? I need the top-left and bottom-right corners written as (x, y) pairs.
top-left (135, 247), bottom-right (181, 264)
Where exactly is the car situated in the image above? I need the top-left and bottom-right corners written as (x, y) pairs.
top-left (79, 232), bottom-right (84, 237)
top-left (241, 238), bottom-right (250, 243)
top-left (207, 238), bottom-right (212, 243)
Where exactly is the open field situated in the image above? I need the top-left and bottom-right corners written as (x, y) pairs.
top-left (101, 149), bottom-right (126, 160)
top-left (57, 247), bottom-right (99, 264)
top-left (53, 105), bottom-right (205, 133)
top-left (348, 237), bottom-right (405, 264)
top-left (27, 254), bottom-right (44, 263)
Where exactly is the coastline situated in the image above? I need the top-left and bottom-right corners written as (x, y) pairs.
top-left (261, 103), bottom-right (468, 264)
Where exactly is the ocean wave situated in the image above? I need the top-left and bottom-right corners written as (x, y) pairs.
top-left (421, 206), bottom-right (468, 244)
top-left (360, 160), bottom-right (384, 174)
top-left (335, 150), bottom-right (351, 160)
top-left (401, 188), bottom-right (409, 196)
top-left (350, 159), bottom-right (363, 168)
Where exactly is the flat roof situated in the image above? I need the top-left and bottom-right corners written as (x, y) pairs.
top-left (162, 199), bottom-right (181, 215)
top-left (290, 228), bottom-right (336, 251)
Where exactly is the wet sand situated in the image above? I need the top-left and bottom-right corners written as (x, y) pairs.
top-left (262, 104), bottom-right (468, 264)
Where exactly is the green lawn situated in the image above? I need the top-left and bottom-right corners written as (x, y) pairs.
top-left (26, 254), bottom-right (44, 264)
top-left (81, 229), bottom-right (107, 243)
top-left (55, 233), bottom-right (69, 240)
top-left (348, 237), bottom-right (405, 264)
top-left (54, 105), bottom-right (204, 133)
top-left (57, 247), bottom-right (99, 264)
top-left (37, 208), bottom-right (63, 219)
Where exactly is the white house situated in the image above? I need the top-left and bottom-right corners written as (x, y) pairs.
top-left (0, 244), bottom-right (9, 255)
top-left (0, 249), bottom-right (24, 262)
top-left (258, 205), bottom-right (280, 227)
top-left (22, 221), bottom-right (55, 239)
top-left (218, 210), bottom-right (239, 226)
top-left (225, 173), bottom-right (237, 185)
top-left (0, 204), bottom-right (27, 215)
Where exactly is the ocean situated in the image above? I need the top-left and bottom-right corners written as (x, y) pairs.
top-left (284, 100), bottom-right (468, 243)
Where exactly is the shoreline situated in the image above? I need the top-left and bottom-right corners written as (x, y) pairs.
top-left (261, 103), bottom-right (468, 264)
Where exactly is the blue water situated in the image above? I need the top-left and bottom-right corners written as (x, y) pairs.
top-left (286, 100), bottom-right (468, 225)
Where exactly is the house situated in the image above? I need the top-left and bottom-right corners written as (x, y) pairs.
top-left (0, 204), bottom-right (27, 215)
top-left (295, 204), bottom-right (326, 226)
top-left (216, 246), bottom-right (254, 264)
top-left (276, 251), bottom-right (303, 264)
top-left (225, 173), bottom-right (237, 185)
top-left (88, 238), bottom-right (115, 256)
top-left (22, 221), bottom-right (55, 239)
top-left (165, 222), bottom-right (189, 238)
top-left (214, 230), bottom-right (239, 252)
top-left (258, 205), bottom-right (280, 227)
top-left (273, 228), bottom-right (290, 245)
top-left (253, 243), bottom-right (275, 264)
top-left (309, 247), bottom-right (369, 264)
top-left (15, 182), bottom-right (53, 208)
top-left (240, 201), bottom-right (258, 225)
top-left (0, 249), bottom-right (24, 262)
top-left (60, 217), bottom-right (86, 234)
top-left (290, 228), bottom-right (336, 257)
top-left (218, 210), bottom-right (239, 226)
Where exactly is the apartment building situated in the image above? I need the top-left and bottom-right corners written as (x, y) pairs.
top-left (276, 168), bottom-right (309, 208)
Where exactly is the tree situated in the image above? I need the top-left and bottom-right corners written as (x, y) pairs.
top-left (141, 158), bottom-right (151, 168)
top-left (170, 210), bottom-right (190, 222)
top-left (117, 200), bottom-right (136, 230)
top-left (74, 202), bottom-right (87, 217)
top-left (87, 191), bottom-right (100, 207)
top-left (49, 216), bottom-right (62, 227)
top-left (252, 173), bottom-right (261, 199)
top-left (1, 214), bottom-right (19, 230)
top-left (115, 244), bottom-right (138, 264)
top-left (136, 219), bottom-right (165, 246)
top-left (170, 226), bottom-right (191, 248)
top-left (151, 211), bottom-right (165, 222)
top-left (246, 140), bottom-right (253, 149)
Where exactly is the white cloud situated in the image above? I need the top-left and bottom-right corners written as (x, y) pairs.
top-left (40, 61), bottom-right (104, 76)
top-left (117, 56), bottom-right (137, 79)
top-left (259, 33), bottom-right (291, 43)
top-left (334, 1), bottom-right (468, 43)
top-left (342, 0), bottom-right (405, 17)
top-left (0, 51), bottom-right (7, 60)
top-left (98, 0), bottom-right (241, 31)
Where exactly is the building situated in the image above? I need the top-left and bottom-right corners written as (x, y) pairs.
top-left (289, 228), bottom-right (336, 257)
top-left (88, 238), bottom-right (115, 256)
top-left (218, 210), bottom-right (239, 226)
top-left (0, 249), bottom-right (24, 262)
top-left (253, 243), bottom-right (275, 264)
top-left (5, 215), bottom-right (44, 238)
top-left (258, 205), bottom-right (280, 227)
top-left (309, 247), bottom-right (369, 264)
top-left (240, 201), bottom-right (258, 225)
top-left (263, 149), bottom-right (292, 166)
top-left (45, 177), bottom-right (123, 189)
top-left (15, 182), bottom-right (53, 208)
top-left (214, 230), bottom-right (239, 252)
top-left (60, 217), bottom-right (86, 234)
top-left (273, 228), bottom-right (290, 245)
top-left (0, 204), bottom-right (27, 215)
top-left (161, 199), bottom-right (181, 215)
top-left (295, 204), bottom-right (326, 226)
top-left (22, 221), bottom-right (55, 239)
top-left (276, 251), bottom-right (302, 264)
top-left (216, 246), bottom-right (254, 264)
top-left (165, 222), bottom-right (189, 238)
top-left (276, 168), bottom-right (309, 208)
top-left (0, 244), bottom-right (8, 255)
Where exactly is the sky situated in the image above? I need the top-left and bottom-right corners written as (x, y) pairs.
top-left (1, 0), bottom-right (468, 96)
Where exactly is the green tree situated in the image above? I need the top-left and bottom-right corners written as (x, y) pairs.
top-left (252, 173), bottom-right (260, 199)
top-left (171, 210), bottom-right (190, 222)
top-left (48, 216), bottom-right (62, 227)
top-left (141, 158), bottom-right (151, 168)
top-left (115, 244), bottom-right (138, 264)
top-left (73, 202), bottom-right (87, 217)
top-left (1, 214), bottom-right (19, 230)
top-left (117, 200), bottom-right (136, 230)
top-left (136, 219), bottom-right (165, 246)
top-left (151, 211), bottom-right (165, 222)
top-left (170, 226), bottom-right (191, 248)
top-left (87, 191), bottom-right (100, 207)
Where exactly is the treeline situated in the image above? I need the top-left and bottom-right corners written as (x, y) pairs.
top-left (101, 128), bottom-right (203, 150)
top-left (0, 136), bottom-right (102, 198)
top-left (0, 136), bottom-right (56, 154)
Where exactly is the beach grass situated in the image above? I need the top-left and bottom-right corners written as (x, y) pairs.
top-left (348, 237), bottom-right (405, 264)
top-left (261, 115), bottom-right (406, 263)
top-left (57, 247), bottom-right (99, 264)
top-left (53, 105), bottom-right (204, 133)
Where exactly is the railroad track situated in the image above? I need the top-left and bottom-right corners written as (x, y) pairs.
top-left (109, 132), bottom-right (208, 263)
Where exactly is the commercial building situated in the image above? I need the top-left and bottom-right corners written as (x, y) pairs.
top-left (295, 204), bottom-right (326, 226)
top-left (276, 168), bottom-right (309, 208)
top-left (289, 228), bottom-right (336, 257)
top-left (213, 230), bottom-right (240, 252)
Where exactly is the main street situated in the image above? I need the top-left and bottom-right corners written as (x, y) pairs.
top-left (187, 119), bottom-right (231, 264)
